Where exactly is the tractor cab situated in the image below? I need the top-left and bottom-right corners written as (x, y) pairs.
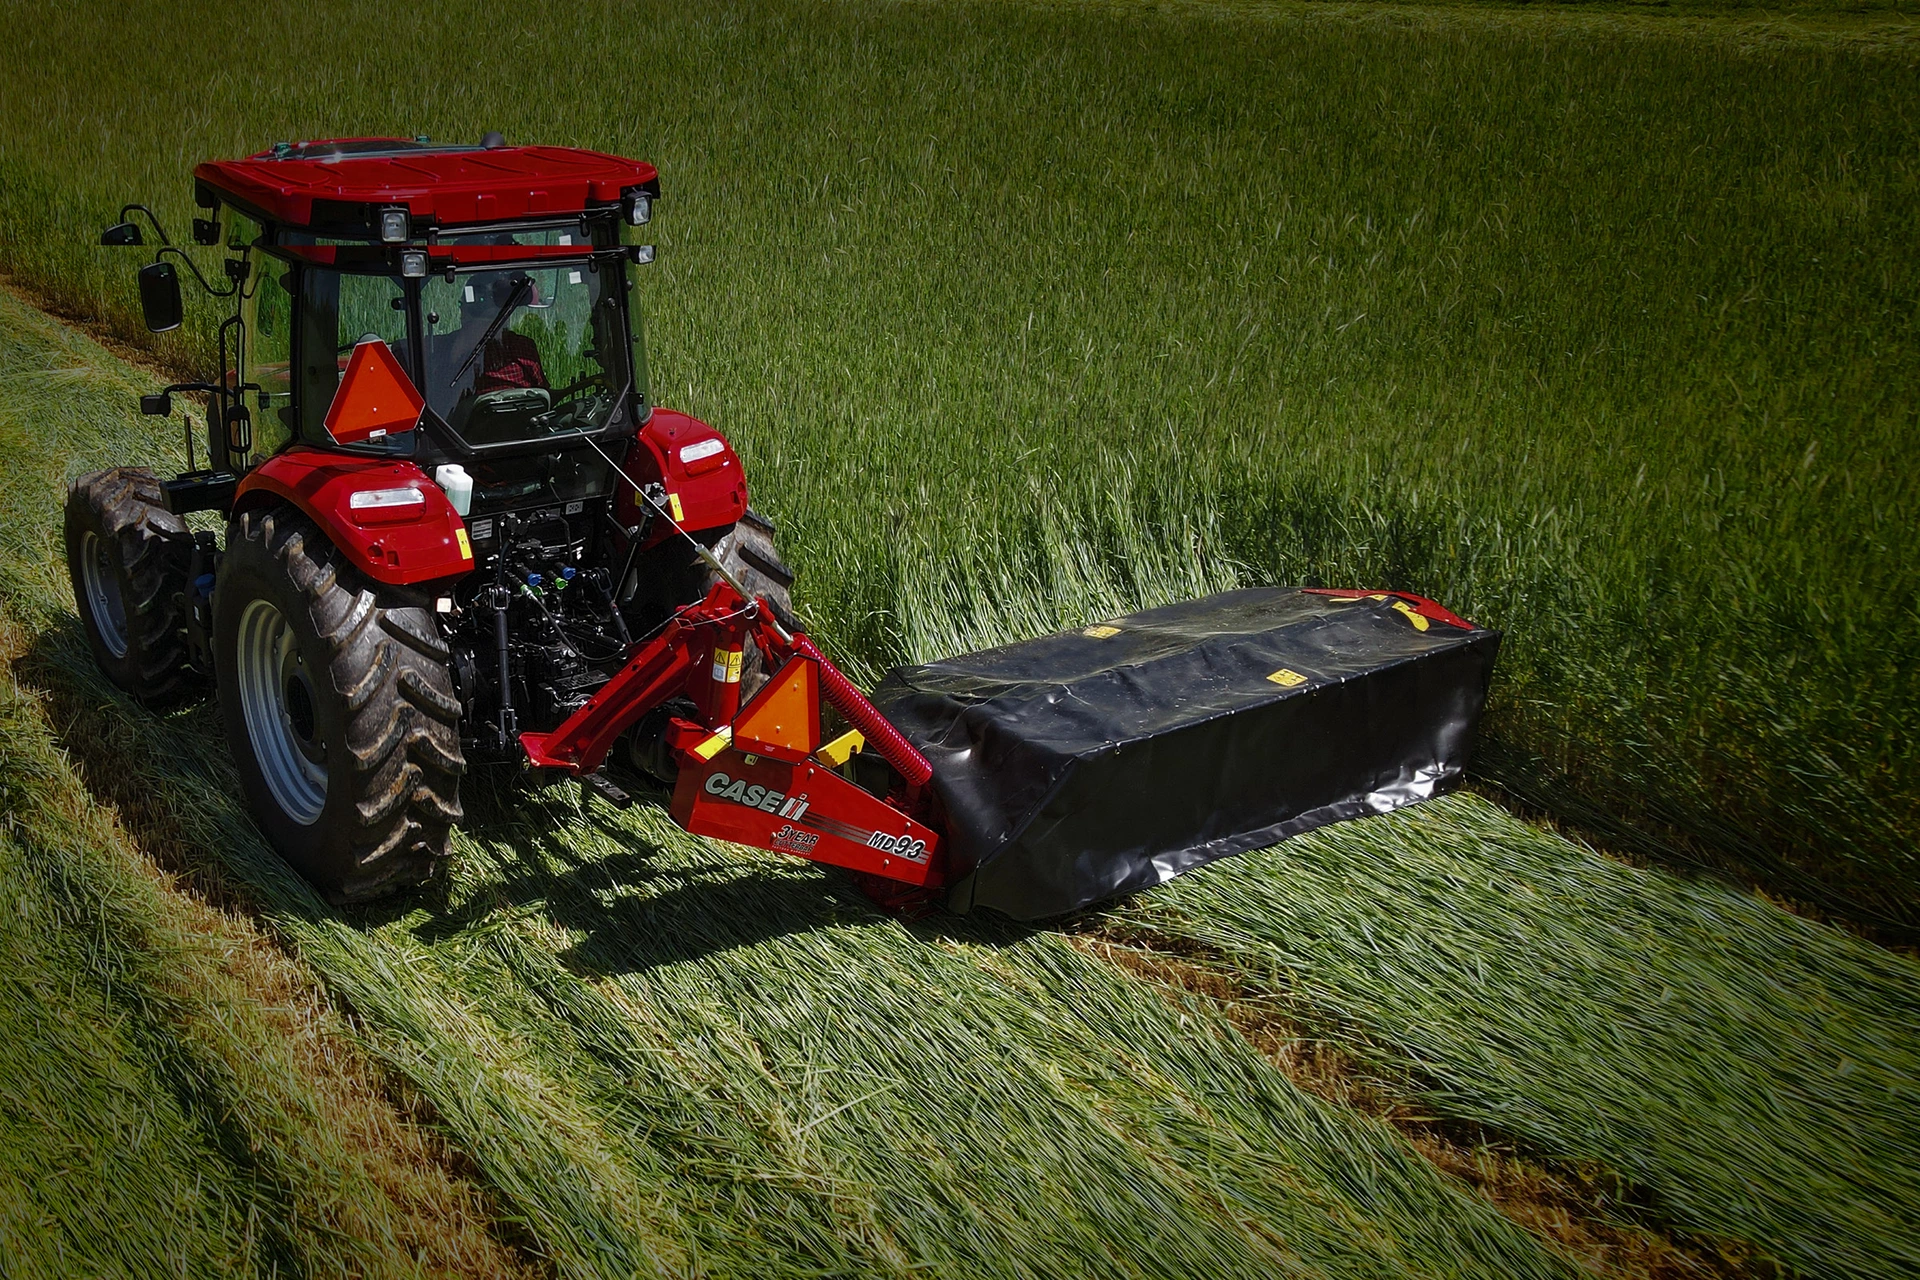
top-left (123, 136), bottom-right (661, 515)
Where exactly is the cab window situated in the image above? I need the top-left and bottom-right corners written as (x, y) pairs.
top-left (297, 269), bottom-right (408, 445)
top-left (243, 256), bottom-right (296, 459)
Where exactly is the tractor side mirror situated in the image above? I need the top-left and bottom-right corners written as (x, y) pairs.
top-left (138, 261), bottom-right (184, 332)
top-left (100, 222), bottom-right (143, 247)
top-left (140, 393), bottom-right (171, 416)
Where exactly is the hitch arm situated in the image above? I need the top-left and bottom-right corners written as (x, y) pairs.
top-left (520, 620), bottom-right (696, 773)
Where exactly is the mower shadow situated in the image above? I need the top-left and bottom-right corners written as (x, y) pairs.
top-left (434, 767), bottom-right (1035, 976)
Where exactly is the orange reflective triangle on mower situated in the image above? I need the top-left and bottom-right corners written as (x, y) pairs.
top-left (324, 338), bottom-right (424, 445)
top-left (734, 657), bottom-right (823, 756)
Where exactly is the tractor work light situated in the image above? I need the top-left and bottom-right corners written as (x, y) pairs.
top-left (399, 249), bottom-right (428, 278)
top-left (625, 193), bottom-right (651, 225)
top-left (378, 206), bottom-right (410, 243)
top-left (628, 244), bottom-right (655, 265)
top-left (348, 485), bottom-right (425, 510)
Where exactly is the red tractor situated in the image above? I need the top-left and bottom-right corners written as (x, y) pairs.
top-left (74, 137), bottom-right (1500, 919)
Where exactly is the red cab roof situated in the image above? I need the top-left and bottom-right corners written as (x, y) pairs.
top-left (194, 138), bottom-right (658, 231)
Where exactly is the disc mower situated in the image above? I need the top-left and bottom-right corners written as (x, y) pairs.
top-left (72, 136), bottom-right (1499, 918)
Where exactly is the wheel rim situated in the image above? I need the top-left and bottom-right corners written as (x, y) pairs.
top-left (79, 530), bottom-right (129, 658)
top-left (235, 598), bottom-right (327, 825)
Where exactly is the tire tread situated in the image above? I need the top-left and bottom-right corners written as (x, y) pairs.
top-left (231, 504), bottom-right (464, 902)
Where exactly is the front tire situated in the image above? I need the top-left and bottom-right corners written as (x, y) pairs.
top-left (63, 467), bottom-right (194, 704)
top-left (215, 505), bottom-right (465, 903)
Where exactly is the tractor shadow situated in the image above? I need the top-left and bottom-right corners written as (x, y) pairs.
top-left (15, 616), bottom-right (1035, 969)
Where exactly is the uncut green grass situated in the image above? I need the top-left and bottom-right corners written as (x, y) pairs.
top-left (1119, 791), bottom-right (1920, 1280)
top-left (0, 291), bottom-right (1574, 1280)
top-left (0, 0), bottom-right (1915, 922)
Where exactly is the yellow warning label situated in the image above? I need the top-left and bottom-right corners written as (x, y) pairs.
top-left (693, 726), bottom-right (733, 760)
top-left (455, 528), bottom-right (472, 560)
top-left (1083, 624), bottom-right (1122, 639)
top-left (668, 491), bottom-right (685, 523)
top-left (1391, 601), bottom-right (1431, 632)
top-left (1267, 668), bottom-right (1308, 687)
top-left (709, 648), bottom-right (743, 684)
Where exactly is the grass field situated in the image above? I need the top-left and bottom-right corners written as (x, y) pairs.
top-left (1, 0), bottom-right (1917, 925)
top-left (0, 294), bottom-right (1597, 1280)
top-left (0, 0), bottom-right (1917, 1276)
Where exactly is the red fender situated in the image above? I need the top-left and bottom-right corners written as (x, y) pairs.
top-left (233, 448), bottom-right (475, 586)
top-left (615, 408), bottom-right (748, 544)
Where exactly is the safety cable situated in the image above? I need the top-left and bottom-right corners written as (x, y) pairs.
top-left (574, 430), bottom-right (794, 646)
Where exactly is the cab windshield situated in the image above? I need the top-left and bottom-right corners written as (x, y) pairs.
top-left (421, 249), bottom-right (627, 447)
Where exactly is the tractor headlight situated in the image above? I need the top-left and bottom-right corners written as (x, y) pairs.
top-left (625, 193), bottom-right (651, 225)
top-left (378, 206), bottom-right (410, 243)
top-left (399, 249), bottom-right (428, 278)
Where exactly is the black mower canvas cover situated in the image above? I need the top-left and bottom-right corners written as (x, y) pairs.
top-left (872, 587), bottom-right (1501, 920)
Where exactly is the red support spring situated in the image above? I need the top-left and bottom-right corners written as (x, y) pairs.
top-left (791, 634), bottom-right (934, 789)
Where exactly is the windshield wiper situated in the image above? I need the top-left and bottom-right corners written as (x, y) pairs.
top-left (452, 275), bottom-right (533, 383)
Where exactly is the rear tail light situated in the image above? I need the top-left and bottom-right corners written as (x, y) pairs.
top-left (349, 486), bottom-right (425, 510)
top-left (679, 437), bottom-right (727, 475)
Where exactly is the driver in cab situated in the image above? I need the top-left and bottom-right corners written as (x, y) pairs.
top-left (447, 271), bottom-right (546, 394)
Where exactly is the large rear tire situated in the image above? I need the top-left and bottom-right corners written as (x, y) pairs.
top-left (214, 504), bottom-right (465, 903)
top-left (63, 467), bottom-right (195, 705)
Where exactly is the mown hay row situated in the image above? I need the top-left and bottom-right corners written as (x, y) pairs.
top-left (1118, 791), bottom-right (1920, 1280)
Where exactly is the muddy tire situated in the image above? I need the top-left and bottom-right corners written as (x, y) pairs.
top-left (64, 467), bottom-right (195, 704)
top-left (214, 504), bottom-right (465, 903)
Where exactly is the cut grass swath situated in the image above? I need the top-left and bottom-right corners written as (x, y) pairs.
top-left (0, 673), bottom-right (538, 1279)
top-left (1116, 792), bottom-right (1920, 1280)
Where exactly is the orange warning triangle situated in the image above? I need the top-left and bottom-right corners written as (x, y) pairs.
top-left (324, 338), bottom-right (424, 445)
top-left (734, 657), bottom-right (821, 755)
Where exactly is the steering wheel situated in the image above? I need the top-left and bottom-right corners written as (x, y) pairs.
top-left (548, 371), bottom-right (606, 403)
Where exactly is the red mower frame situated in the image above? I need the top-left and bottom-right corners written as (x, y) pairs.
top-left (521, 577), bottom-right (947, 892)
